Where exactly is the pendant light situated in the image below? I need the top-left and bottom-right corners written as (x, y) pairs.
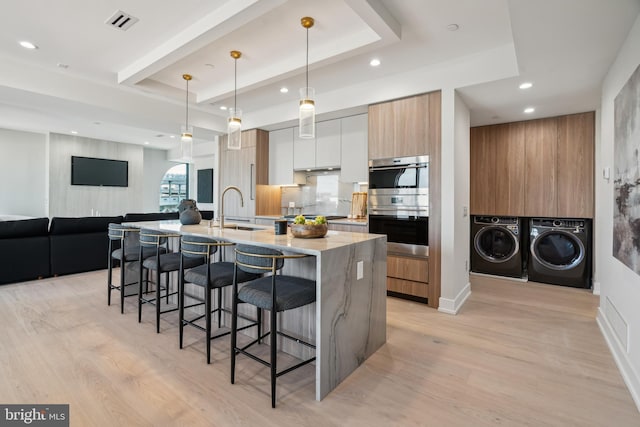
top-left (227, 50), bottom-right (242, 150)
top-left (180, 73), bottom-right (193, 161)
top-left (299, 16), bottom-right (315, 139)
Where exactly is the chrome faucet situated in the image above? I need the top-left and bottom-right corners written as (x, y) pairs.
top-left (220, 186), bottom-right (244, 230)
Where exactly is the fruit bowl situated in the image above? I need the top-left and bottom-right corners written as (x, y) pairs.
top-left (290, 223), bottom-right (328, 238)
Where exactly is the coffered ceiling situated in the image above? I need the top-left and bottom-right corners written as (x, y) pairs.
top-left (0, 0), bottom-right (638, 149)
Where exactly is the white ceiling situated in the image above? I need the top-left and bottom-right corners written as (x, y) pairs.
top-left (0, 0), bottom-right (638, 149)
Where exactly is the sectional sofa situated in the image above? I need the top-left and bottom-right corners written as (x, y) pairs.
top-left (0, 210), bottom-right (213, 286)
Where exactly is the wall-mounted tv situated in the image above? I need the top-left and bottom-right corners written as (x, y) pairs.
top-left (71, 156), bottom-right (128, 187)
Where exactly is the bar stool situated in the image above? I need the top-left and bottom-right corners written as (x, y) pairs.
top-left (230, 244), bottom-right (316, 408)
top-left (108, 224), bottom-right (161, 314)
top-left (138, 229), bottom-right (203, 333)
top-left (178, 236), bottom-right (260, 364)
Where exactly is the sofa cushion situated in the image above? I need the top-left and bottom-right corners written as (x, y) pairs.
top-left (0, 217), bottom-right (49, 239)
top-left (49, 216), bottom-right (123, 235)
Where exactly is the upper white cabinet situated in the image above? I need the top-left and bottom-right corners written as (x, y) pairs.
top-left (315, 120), bottom-right (341, 168)
top-left (293, 120), bottom-right (341, 170)
top-left (340, 114), bottom-right (368, 183)
top-left (269, 127), bottom-right (297, 186)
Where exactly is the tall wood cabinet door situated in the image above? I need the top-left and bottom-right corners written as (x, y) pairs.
top-left (368, 101), bottom-right (395, 160)
top-left (470, 126), bottom-right (496, 215)
top-left (557, 112), bottom-right (594, 218)
top-left (524, 118), bottom-right (558, 217)
top-left (494, 122), bottom-right (525, 216)
top-left (393, 94), bottom-right (428, 157)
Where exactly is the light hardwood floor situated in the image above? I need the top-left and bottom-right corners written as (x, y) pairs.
top-left (0, 270), bottom-right (638, 426)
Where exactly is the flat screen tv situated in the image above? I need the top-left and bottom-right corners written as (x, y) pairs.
top-left (71, 156), bottom-right (128, 187)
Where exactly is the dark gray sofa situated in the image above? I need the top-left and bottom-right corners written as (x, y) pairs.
top-left (49, 216), bottom-right (123, 276)
top-left (0, 218), bottom-right (51, 285)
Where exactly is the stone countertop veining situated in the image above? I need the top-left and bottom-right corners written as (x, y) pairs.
top-left (125, 220), bottom-right (382, 256)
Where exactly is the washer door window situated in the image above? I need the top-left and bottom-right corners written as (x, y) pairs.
top-left (474, 226), bottom-right (519, 263)
top-left (531, 230), bottom-right (585, 271)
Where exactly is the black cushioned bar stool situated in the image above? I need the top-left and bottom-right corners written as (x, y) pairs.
top-left (230, 244), bottom-right (317, 408)
top-left (108, 224), bottom-right (161, 314)
top-left (138, 229), bottom-right (203, 333)
top-left (179, 236), bottom-right (260, 364)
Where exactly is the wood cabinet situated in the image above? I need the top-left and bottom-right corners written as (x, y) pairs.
top-left (340, 114), bottom-right (368, 183)
top-left (293, 120), bottom-right (341, 170)
top-left (470, 112), bottom-right (594, 218)
top-left (387, 255), bottom-right (429, 300)
top-left (470, 124), bottom-right (525, 216)
top-left (557, 112), bottom-right (594, 218)
top-left (368, 90), bottom-right (441, 308)
top-left (368, 93), bottom-right (437, 160)
top-left (219, 129), bottom-right (271, 219)
top-left (524, 118), bottom-right (558, 216)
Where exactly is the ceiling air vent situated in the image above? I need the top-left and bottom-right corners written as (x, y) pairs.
top-left (105, 10), bottom-right (139, 31)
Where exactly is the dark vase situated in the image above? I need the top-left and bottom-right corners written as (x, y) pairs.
top-left (178, 199), bottom-right (202, 225)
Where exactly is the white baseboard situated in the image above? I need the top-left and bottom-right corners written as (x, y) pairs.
top-left (592, 280), bottom-right (601, 295)
top-left (597, 307), bottom-right (640, 411)
top-left (438, 282), bottom-right (471, 315)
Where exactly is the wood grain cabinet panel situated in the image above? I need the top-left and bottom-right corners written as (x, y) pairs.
top-left (387, 278), bottom-right (428, 299)
top-left (470, 126), bottom-right (497, 215)
top-left (368, 102), bottom-right (395, 160)
top-left (393, 94), bottom-right (428, 157)
top-left (494, 122), bottom-right (525, 216)
top-left (524, 118), bottom-right (558, 217)
top-left (387, 255), bottom-right (429, 283)
top-left (557, 112), bottom-right (594, 218)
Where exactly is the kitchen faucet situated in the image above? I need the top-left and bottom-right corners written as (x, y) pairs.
top-left (219, 186), bottom-right (244, 230)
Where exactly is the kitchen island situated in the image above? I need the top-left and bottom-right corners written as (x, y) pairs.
top-left (126, 220), bottom-right (386, 400)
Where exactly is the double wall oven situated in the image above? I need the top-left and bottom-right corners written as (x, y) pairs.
top-left (368, 155), bottom-right (429, 258)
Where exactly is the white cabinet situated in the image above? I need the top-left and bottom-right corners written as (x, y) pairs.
top-left (340, 114), bottom-right (368, 182)
top-left (269, 128), bottom-right (303, 185)
top-left (293, 127), bottom-right (315, 170)
top-left (315, 120), bottom-right (341, 168)
top-left (293, 120), bottom-right (341, 170)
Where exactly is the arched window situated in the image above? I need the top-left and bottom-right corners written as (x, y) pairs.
top-left (159, 164), bottom-right (188, 212)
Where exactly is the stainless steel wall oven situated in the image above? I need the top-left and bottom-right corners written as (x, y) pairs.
top-left (368, 155), bottom-right (429, 258)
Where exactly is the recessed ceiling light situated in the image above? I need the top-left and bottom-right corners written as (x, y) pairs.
top-left (169, 135), bottom-right (176, 139)
top-left (524, 107), bottom-right (535, 114)
top-left (519, 82), bottom-right (533, 89)
top-left (19, 41), bottom-right (38, 49)
top-left (70, 130), bottom-right (78, 134)
top-left (280, 87), bottom-right (289, 93)
top-left (369, 58), bottom-right (381, 67)
top-left (220, 105), bottom-right (228, 111)
top-left (144, 141), bottom-right (150, 145)
top-left (446, 24), bottom-right (459, 31)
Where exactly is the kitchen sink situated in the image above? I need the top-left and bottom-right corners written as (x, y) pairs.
top-left (223, 224), bottom-right (261, 231)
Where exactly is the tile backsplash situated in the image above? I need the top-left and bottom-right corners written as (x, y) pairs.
top-left (280, 171), bottom-right (367, 216)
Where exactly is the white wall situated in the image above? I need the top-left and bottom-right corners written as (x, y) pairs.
top-left (596, 13), bottom-right (640, 409)
top-left (438, 88), bottom-right (472, 314)
top-left (0, 128), bottom-right (47, 217)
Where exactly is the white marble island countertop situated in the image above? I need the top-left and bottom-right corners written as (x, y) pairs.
top-left (124, 219), bottom-right (387, 401)
top-left (129, 220), bottom-right (380, 256)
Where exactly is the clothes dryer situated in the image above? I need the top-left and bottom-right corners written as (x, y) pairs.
top-left (528, 218), bottom-right (591, 288)
top-left (471, 216), bottom-right (524, 278)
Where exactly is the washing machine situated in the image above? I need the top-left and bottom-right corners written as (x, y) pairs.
top-left (471, 216), bottom-right (525, 278)
top-left (528, 218), bottom-right (591, 288)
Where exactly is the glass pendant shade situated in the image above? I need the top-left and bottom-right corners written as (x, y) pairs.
top-left (180, 125), bottom-right (193, 161)
top-left (299, 87), bottom-right (315, 139)
top-left (227, 108), bottom-right (242, 150)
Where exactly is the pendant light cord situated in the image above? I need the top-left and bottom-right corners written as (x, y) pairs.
top-left (305, 26), bottom-right (309, 98)
top-left (185, 78), bottom-right (189, 129)
top-left (234, 57), bottom-right (237, 112)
